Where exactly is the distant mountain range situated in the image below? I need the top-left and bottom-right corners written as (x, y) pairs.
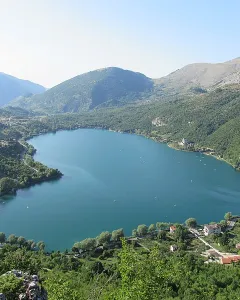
top-left (7, 57), bottom-right (240, 114)
top-left (1, 57), bottom-right (240, 171)
top-left (0, 72), bottom-right (45, 107)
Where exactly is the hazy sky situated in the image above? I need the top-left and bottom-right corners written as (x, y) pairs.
top-left (1, 0), bottom-right (240, 87)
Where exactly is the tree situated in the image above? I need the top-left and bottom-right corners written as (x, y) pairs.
top-left (219, 232), bottom-right (229, 246)
top-left (132, 229), bottom-right (137, 237)
top-left (112, 228), bottom-right (124, 241)
top-left (97, 231), bottom-right (111, 245)
top-left (157, 230), bottom-right (167, 241)
top-left (185, 218), bottom-right (197, 228)
top-left (156, 222), bottom-right (168, 231)
top-left (77, 238), bottom-right (96, 251)
top-left (0, 232), bottom-right (6, 243)
top-left (0, 177), bottom-right (17, 195)
top-left (0, 274), bottom-right (23, 299)
top-left (175, 225), bottom-right (188, 242)
top-left (137, 224), bottom-right (148, 236)
top-left (117, 239), bottom-right (170, 299)
top-left (219, 220), bottom-right (227, 230)
top-left (148, 224), bottom-right (155, 233)
top-left (7, 234), bottom-right (18, 245)
top-left (37, 241), bottom-right (46, 251)
top-left (17, 236), bottom-right (26, 247)
top-left (26, 239), bottom-right (36, 250)
top-left (72, 243), bottom-right (80, 252)
top-left (224, 212), bottom-right (232, 221)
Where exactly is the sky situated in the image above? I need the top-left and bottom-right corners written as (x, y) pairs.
top-left (0, 0), bottom-right (240, 88)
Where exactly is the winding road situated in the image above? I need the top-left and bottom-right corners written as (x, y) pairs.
top-left (18, 140), bottom-right (39, 173)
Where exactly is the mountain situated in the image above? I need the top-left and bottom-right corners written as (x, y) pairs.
top-left (52, 84), bottom-right (239, 169)
top-left (0, 72), bottom-right (45, 107)
top-left (9, 67), bottom-right (153, 114)
top-left (8, 57), bottom-right (240, 114)
top-left (155, 57), bottom-right (240, 94)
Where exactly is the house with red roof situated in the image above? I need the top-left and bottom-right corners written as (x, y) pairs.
top-left (220, 255), bottom-right (240, 264)
top-left (170, 226), bottom-right (176, 234)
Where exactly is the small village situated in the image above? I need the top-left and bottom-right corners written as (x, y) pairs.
top-left (127, 213), bottom-right (240, 266)
top-left (63, 212), bottom-right (240, 267)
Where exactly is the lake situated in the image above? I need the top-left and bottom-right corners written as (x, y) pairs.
top-left (1, 129), bottom-right (240, 250)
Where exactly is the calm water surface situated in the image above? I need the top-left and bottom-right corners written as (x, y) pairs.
top-left (0, 129), bottom-right (240, 250)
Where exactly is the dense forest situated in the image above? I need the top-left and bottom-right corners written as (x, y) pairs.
top-left (0, 109), bottom-right (62, 195)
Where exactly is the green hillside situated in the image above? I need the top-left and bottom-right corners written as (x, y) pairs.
top-left (1, 84), bottom-right (240, 195)
top-left (0, 72), bottom-right (45, 107)
top-left (37, 85), bottom-right (240, 169)
top-left (9, 67), bottom-right (153, 114)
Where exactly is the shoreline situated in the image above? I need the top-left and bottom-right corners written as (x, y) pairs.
top-left (167, 142), bottom-right (236, 169)
top-left (26, 125), bottom-right (240, 173)
top-left (1, 125), bottom-right (237, 197)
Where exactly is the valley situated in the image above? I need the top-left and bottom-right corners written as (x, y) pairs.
top-left (1, 81), bottom-right (240, 196)
top-left (2, 2), bottom-right (240, 298)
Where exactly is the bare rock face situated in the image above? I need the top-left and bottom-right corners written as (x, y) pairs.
top-left (155, 57), bottom-right (240, 93)
top-left (20, 274), bottom-right (47, 300)
top-left (2, 271), bottom-right (47, 300)
top-left (19, 276), bottom-right (48, 300)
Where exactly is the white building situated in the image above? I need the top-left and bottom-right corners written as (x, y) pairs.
top-left (170, 245), bottom-right (178, 252)
top-left (203, 224), bottom-right (221, 236)
top-left (178, 138), bottom-right (195, 148)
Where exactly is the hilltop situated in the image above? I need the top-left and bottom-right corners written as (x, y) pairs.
top-left (0, 72), bottom-right (45, 107)
top-left (156, 57), bottom-right (240, 95)
top-left (9, 67), bottom-right (153, 114)
top-left (8, 57), bottom-right (240, 114)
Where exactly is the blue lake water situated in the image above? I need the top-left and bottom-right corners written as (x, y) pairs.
top-left (0, 129), bottom-right (240, 250)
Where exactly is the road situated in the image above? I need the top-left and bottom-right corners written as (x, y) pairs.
top-left (22, 159), bottom-right (39, 173)
top-left (189, 228), bottom-right (223, 257)
top-left (137, 242), bottom-right (150, 252)
top-left (18, 140), bottom-right (39, 173)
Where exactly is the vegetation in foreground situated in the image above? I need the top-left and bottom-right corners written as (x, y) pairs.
top-left (1, 214), bottom-right (240, 299)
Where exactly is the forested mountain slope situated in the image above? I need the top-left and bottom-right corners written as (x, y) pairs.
top-left (2, 84), bottom-right (240, 188)
top-left (0, 72), bottom-right (45, 106)
top-left (39, 85), bottom-right (240, 168)
top-left (9, 67), bottom-right (153, 114)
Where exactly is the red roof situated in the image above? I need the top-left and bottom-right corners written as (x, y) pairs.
top-left (170, 226), bottom-right (176, 231)
top-left (221, 256), bottom-right (240, 264)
